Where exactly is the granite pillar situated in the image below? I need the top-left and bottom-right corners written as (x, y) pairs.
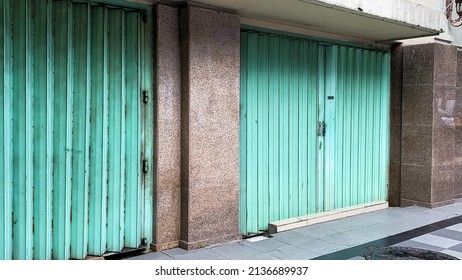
top-left (152, 4), bottom-right (182, 251)
top-left (179, 6), bottom-right (241, 249)
top-left (389, 44), bottom-right (403, 207)
top-left (400, 43), bottom-right (457, 208)
top-left (455, 50), bottom-right (462, 199)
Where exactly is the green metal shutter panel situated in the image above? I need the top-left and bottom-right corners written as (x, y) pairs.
top-left (240, 31), bottom-right (390, 235)
top-left (0, 0), bottom-right (154, 260)
top-left (240, 31), bottom-right (319, 235)
top-left (331, 46), bottom-right (390, 209)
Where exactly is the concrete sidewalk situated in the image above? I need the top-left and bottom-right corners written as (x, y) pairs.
top-left (128, 199), bottom-right (462, 260)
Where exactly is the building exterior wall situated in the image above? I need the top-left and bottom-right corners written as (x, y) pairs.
top-left (118, 0), bottom-right (462, 251)
top-left (4, 0), bottom-right (460, 259)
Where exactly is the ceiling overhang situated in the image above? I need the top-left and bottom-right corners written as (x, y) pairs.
top-left (154, 0), bottom-right (446, 43)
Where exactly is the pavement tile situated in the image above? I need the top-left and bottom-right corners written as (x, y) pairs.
top-left (208, 243), bottom-right (261, 259)
top-left (320, 232), bottom-right (369, 247)
top-left (411, 234), bottom-right (461, 249)
top-left (433, 204), bottom-right (462, 216)
top-left (346, 228), bottom-right (389, 241)
top-left (293, 225), bottom-right (337, 239)
top-left (361, 222), bottom-right (406, 236)
top-left (392, 240), bottom-right (444, 252)
top-left (241, 238), bottom-right (288, 253)
top-left (270, 245), bottom-right (320, 260)
top-left (298, 237), bottom-right (347, 254)
top-left (447, 223), bottom-right (462, 233)
top-left (272, 230), bottom-right (311, 245)
top-left (312, 219), bottom-right (367, 233)
top-left (430, 228), bottom-right (462, 242)
top-left (448, 242), bottom-right (462, 253)
top-left (128, 252), bottom-right (174, 260)
top-left (173, 250), bottom-right (228, 260)
top-left (388, 206), bottom-right (427, 215)
top-left (385, 213), bottom-right (449, 230)
top-left (383, 218), bottom-right (428, 231)
top-left (163, 247), bottom-right (190, 258)
top-left (359, 209), bottom-right (411, 221)
top-left (339, 216), bottom-right (380, 227)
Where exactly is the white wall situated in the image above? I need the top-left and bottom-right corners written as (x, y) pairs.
top-left (401, 0), bottom-right (462, 47)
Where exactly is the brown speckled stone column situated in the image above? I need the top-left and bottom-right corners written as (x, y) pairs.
top-left (152, 4), bottom-right (181, 251)
top-left (400, 43), bottom-right (457, 208)
top-left (389, 44), bottom-right (403, 207)
top-left (455, 50), bottom-right (462, 199)
top-left (179, 6), bottom-right (241, 250)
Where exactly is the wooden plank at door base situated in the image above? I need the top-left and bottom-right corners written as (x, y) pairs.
top-left (268, 202), bottom-right (388, 234)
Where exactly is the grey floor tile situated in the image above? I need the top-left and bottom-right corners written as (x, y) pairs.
top-left (447, 223), bottom-right (462, 233)
top-left (293, 225), bottom-right (337, 239)
top-left (270, 245), bottom-right (320, 260)
top-left (359, 209), bottom-right (411, 222)
top-left (339, 216), bottom-right (380, 227)
top-left (383, 218), bottom-right (428, 231)
top-left (388, 206), bottom-right (427, 215)
top-left (362, 222), bottom-right (405, 236)
top-left (385, 213), bottom-right (449, 230)
top-left (392, 240), bottom-right (444, 252)
top-left (320, 232), bottom-right (369, 247)
top-left (208, 243), bottom-right (261, 259)
top-left (128, 252), bottom-right (174, 260)
top-left (163, 247), bottom-right (190, 258)
top-left (430, 228), bottom-right (462, 242)
top-left (242, 252), bottom-right (282, 260)
top-left (297, 237), bottom-right (347, 254)
top-left (441, 249), bottom-right (462, 259)
top-left (407, 211), bottom-right (449, 223)
top-left (173, 250), bottom-right (228, 260)
top-left (271, 230), bottom-right (309, 245)
top-left (241, 238), bottom-right (288, 253)
top-left (312, 219), bottom-right (367, 233)
top-left (411, 234), bottom-right (461, 249)
top-left (432, 202), bottom-right (462, 216)
top-left (448, 242), bottom-right (462, 253)
top-left (346, 228), bottom-right (389, 241)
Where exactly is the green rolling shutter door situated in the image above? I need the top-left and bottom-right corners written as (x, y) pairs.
top-left (0, 0), bottom-right (154, 260)
top-left (240, 30), bottom-right (390, 235)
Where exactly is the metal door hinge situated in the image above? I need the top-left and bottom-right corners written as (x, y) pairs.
top-left (142, 91), bottom-right (148, 104)
top-left (317, 121), bottom-right (326, 137)
top-left (142, 160), bottom-right (149, 174)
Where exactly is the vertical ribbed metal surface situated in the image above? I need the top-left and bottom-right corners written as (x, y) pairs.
top-left (332, 46), bottom-right (390, 208)
top-left (240, 31), bottom-right (319, 235)
top-left (124, 11), bottom-right (142, 250)
top-left (0, 0), bottom-right (153, 260)
top-left (240, 30), bottom-right (390, 235)
top-left (1, 0), bottom-right (14, 261)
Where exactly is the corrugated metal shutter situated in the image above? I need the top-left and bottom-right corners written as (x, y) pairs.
top-left (240, 30), bottom-right (390, 235)
top-left (240, 32), bottom-right (319, 235)
top-left (330, 46), bottom-right (390, 210)
top-left (0, 0), bottom-right (154, 260)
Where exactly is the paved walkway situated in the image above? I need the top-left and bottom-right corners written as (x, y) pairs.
top-left (128, 199), bottom-right (462, 260)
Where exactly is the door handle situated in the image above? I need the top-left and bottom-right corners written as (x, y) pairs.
top-left (317, 121), bottom-right (326, 137)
